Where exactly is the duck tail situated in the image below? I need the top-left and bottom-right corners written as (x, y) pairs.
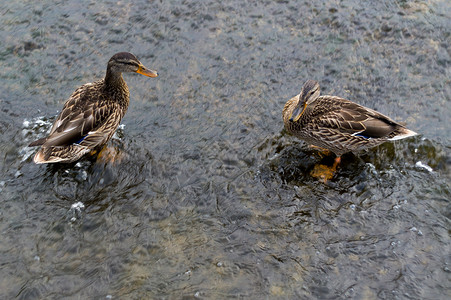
top-left (33, 147), bottom-right (66, 164)
top-left (389, 127), bottom-right (417, 141)
top-left (32, 145), bottom-right (90, 164)
top-left (33, 148), bottom-right (51, 164)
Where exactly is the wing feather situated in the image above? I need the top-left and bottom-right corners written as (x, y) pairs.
top-left (39, 82), bottom-right (121, 148)
top-left (316, 98), bottom-right (400, 138)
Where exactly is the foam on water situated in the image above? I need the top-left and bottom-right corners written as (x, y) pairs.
top-left (20, 116), bottom-right (54, 162)
top-left (415, 161), bottom-right (433, 173)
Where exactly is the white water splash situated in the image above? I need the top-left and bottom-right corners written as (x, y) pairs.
top-left (415, 161), bottom-right (433, 173)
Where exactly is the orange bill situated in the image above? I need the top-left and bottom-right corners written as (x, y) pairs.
top-left (136, 65), bottom-right (158, 77)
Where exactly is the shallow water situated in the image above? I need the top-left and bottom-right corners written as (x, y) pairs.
top-left (1, 0), bottom-right (450, 299)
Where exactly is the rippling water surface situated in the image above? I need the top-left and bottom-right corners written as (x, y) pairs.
top-left (1, 0), bottom-right (450, 298)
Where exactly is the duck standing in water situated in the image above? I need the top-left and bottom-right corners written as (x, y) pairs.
top-left (283, 80), bottom-right (417, 182)
top-left (29, 52), bottom-right (158, 164)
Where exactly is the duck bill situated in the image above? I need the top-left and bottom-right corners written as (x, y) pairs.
top-left (136, 65), bottom-right (158, 77)
top-left (289, 103), bottom-right (307, 122)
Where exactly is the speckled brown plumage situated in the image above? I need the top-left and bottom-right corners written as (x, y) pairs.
top-left (29, 52), bottom-right (158, 164)
top-left (283, 80), bottom-right (417, 157)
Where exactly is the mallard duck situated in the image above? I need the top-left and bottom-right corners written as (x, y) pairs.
top-left (283, 80), bottom-right (417, 181)
top-left (28, 52), bottom-right (158, 164)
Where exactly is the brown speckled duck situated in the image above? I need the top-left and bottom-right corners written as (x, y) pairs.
top-left (283, 80), bottom-right (417, 181)
top-left (29, 52), bottom-right (158, 164)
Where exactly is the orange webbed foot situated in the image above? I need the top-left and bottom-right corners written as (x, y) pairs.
top-left (310, 157), bottom-right (341, 183)
top-left (92, 145), bottom-right (126, 164)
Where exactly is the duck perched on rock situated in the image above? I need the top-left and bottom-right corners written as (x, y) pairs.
top-left (283, 80), bottom-right (417, 181)
top-left (29, 52), bottom-right (158, 164)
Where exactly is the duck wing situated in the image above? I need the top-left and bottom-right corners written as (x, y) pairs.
top-left (29, 83), bottom-right (120, 148)
top-left (318, 99), bottom-right (401, 139)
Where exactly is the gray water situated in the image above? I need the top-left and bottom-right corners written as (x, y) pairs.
top-left (1, 0), bottom-right (450, 299)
